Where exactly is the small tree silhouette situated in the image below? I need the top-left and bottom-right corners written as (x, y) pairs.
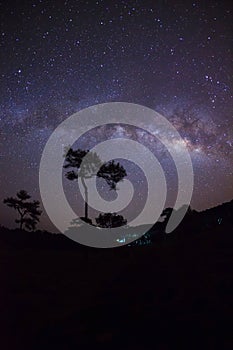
top-left (160, 208), bottom-right (173, 226)
top-left (96, 212), bottom-right (127, 228)
top-left (3, 190), bottom-right (42, 230)
top-left (63, 147), bottom-right (127, 222)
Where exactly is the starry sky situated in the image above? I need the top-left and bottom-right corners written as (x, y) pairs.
top-left (1, 0), bottom-right (232, 231)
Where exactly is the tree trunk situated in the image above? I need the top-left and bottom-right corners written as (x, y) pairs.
top-left (17, 208), bottom-right (24, 230)
top-left (20, 217), bottom-right (23, 230)
top-left (81, 177), bottom-right (88, 220)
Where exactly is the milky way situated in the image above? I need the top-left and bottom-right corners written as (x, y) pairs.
top-left (0, 1), bottom-right (232, 230)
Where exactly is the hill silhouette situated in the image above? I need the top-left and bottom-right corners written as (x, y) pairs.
top-left (0, 200), bottom-right (232, 349)
top-left (1, 199), bottom-right (232, 248)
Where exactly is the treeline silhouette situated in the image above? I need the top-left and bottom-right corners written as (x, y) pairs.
top-left (3, 146), bottom-right (231, 247)
top-left (137, 199), bottom-right (233, 245)
top-left (1, 147), bottom-right (232, 252)
top-left (1, 199), bottom-right (232, 250)
top-left (1, 199), bottom-right (232, 350)
top-left (1, 146), bottom-right (232, 349)
top-left (1, 193), bottom-right (232, 349)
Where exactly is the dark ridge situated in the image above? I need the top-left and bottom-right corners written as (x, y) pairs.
top-left (0, 200), bottom-right (232, 349)
top-left (0, 199), bottom-right (232, 250)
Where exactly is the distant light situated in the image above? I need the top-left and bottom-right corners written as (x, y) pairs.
top-left (117, 238), bottom-right (126, 243)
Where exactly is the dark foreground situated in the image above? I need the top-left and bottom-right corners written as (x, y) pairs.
top-left (0, 225), bottom-right (232, 350)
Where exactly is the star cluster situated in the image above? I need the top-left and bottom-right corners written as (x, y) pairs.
top-left (0, 0), bottom-right (232, 230)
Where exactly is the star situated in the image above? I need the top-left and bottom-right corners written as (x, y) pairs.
top-left (0, 0), bottom-right (232, 230)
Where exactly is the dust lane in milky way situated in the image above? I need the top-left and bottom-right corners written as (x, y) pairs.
top-left (0, 1), bottom-right (232, 230)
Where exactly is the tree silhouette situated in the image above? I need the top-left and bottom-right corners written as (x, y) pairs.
top-left (96, 212), bottom-right (127, 228)
top-left (3, 190), bottom-right (42, 230)
top-left (63, 147), bottom-right (127, 222)
top-left (160, 207), bottom-right (174, 228)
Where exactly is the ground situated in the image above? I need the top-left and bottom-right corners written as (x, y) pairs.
top-left (0, 225), bottom-right (232, 349)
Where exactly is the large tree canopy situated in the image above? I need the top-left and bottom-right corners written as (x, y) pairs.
top-left (63, 147), bottom-right (127, 221)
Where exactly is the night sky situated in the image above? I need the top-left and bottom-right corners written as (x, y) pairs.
top-left (1, 0), bottom-right (232, 232)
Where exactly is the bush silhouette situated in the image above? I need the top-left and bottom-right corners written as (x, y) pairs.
top-left (96, 212), bottom-right (127, 228)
